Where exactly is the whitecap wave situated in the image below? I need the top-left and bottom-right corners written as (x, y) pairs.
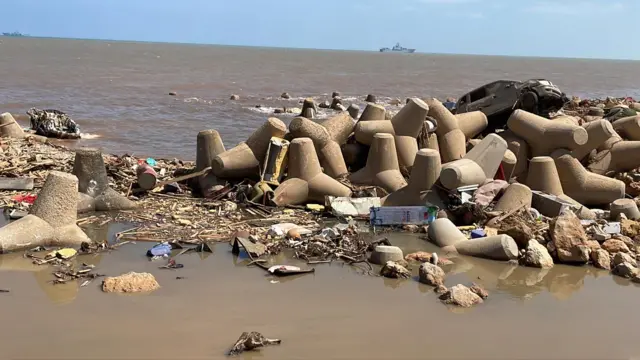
top-left (80, 133), bottom-right (102, 139)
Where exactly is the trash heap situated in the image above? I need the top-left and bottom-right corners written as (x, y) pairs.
top-left (2, 94), bottom-right (640, 294)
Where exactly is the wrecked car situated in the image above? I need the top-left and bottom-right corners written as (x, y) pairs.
top-left (453, 79), bottom-right (569, 134)
top-left (27, 108), bottom-right (81, 139)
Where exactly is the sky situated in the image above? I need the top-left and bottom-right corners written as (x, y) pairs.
top-left (3, 0), bottom-right (640, 60)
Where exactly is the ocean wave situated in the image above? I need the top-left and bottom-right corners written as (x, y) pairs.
top-left (245, 106), bottom-right (333, 119)
top-left (183, 97), bottom-right (213, 105)
top-left (81, 133), bottom-right (102, 139)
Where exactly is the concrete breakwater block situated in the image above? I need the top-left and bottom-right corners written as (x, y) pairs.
top-left (213, 118), bottom-right (287, 179)
top-left (526, 156), bottom-right (564, 196)
top-left (426, 98), bottom-right (466, 163)
top-left (493, 183), bottom-right (532, 213)
top-left (571, 120), bottom-right (617, 161)
top-left (455, 111), bottom-right (488, 140)
top-left (501, 149), bottom-right (517, 181)
top-left (272, 138), bottom-right (351, 206)
top-left (349, 133), bottom-right (407, 193)
top-left (347, 104), bottom-right (360, 119)
top-left (0, 112), bottom-right (25, 138)
top-left (610, 199), bottom-right (640, 220)
top-left (300, 98), bottom-right (317, 119)
top-left (196, 129), bottom-right (226, 196)
top-left (0, 171), bottom-right (92, 252)
top-left (452, 235), bottom-right (519, 261)
top-left (555, 154), bottom-right (625, 206)
top-left (499, 130), bottom-right (530, 181)
top-left (358, 103), bottom-right (385, 121)
top-left (439, 134), bottom-right (507, 190)
top-left (369, 245), bottom-right (404, 265)
top-left (72, 148), bottom-right (136, 211)
top-left (428, 218), bottom-right (467, 248)
top-left (507, 109), bottom-right (588, 156)
top-left (589, 140), bottom-right (640, 174)
top-left (383, 148), bottom-right (442, 206)
top-left (612, 115), bottom-right (640, 140)
top-left (288, 113), bottom-right (354, 178)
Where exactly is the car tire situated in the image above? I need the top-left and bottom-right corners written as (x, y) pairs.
top-left (520, 91), bottom-right (539, 114)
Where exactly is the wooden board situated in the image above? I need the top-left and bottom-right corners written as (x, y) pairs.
top-left (0, 177), bottom-right (34, 190)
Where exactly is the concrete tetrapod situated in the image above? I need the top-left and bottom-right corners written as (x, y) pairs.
top-left (272, 138), bottom-right (351, 206)
top-left (493, 183), bottom-right (532, 213)
top-left (72, 148), bottom-right (136, 211)
top-left (288, 113), bottom-right (354, 178)
top-left (428, 218), bottom-right (467, 248)
top-left (555, 154), bottom-right (625, 206)
top-left (526, 156), bottom-right (564, 196)
top-left (349, 133), bottom-right (408, 193)
top-left (452, 235), bottom-right (519, 261)
top-left (588, 141), bottom-right (640, 175)
top-left (213, 118), bottom-right (287, 179)
top-left (440, 134), bottom-right (508, 190)
top-left (501, 149), bottom-right (517, 181)
top-left (612, 116), bottom-right (640, 140)
top-left (0, 171), bottom-right (91, 253)
top-left (358, 103), bottom-right (386, 121)
top-left (0, 112), bottom-right (25, 138)
top-left (353, 98), bottom-right (428, 168)
top-left (610, 199), bottom-right (640, 220)
top-left (499, 130), bottom-right (530, 181)
top-left (507, 109), bottom-right (588, 156)
top-left (196, 129), bottom-right (226, 196)
top-left (382, 148), bottom-right (444, 207)
top-left (426, 98), bottom-right (466, 163)
top-left (571, 120), bottom-right (617, 161)
top-left (455, 111), bottom-right (489, 140)
top-left (369, 245), bottom-right (404, 265)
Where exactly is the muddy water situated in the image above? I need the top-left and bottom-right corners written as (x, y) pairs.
top-left (0, 224), bottom-right (639, 359)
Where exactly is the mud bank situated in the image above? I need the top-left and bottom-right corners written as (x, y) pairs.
top-left (0, 221), bottom-right (639, 359)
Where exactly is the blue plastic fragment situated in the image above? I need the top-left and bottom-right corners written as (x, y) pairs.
top-left (146, 157), bottom-right (157, 166)
top-left (471, 229), bottom-right (486, 239)
top-left (146, 242), bottom-right (172, 257)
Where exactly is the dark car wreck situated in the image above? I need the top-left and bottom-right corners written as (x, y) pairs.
top-left (453, 79), bottom-right (569, 134)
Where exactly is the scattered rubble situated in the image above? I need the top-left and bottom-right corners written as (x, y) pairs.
top-left (102, 272), bottom-right (160, 293)
top-left (418, 262), bottom-right (445, 286)
top-left (439, 284), bottom-right (483, 308)
top-left (228, 331), bottom-right (281, 356)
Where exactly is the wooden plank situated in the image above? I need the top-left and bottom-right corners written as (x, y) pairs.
top-left (0, 177), bottom-right (34, 190)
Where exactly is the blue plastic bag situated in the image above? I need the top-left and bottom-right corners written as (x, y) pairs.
top-left (146, 242), bottom-right (172, 257)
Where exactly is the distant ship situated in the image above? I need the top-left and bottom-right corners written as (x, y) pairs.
top-left (2, 31), bottom-right (27, 37)
top-left (379, 43), bottom-right (415, 53)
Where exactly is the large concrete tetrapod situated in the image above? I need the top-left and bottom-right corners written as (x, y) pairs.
top-left (507, 109), bottom-right (588, 156)
top-left (349, 133), bottom-right (408, 193)
top-left (455, 111), bottom-right (488, 139)
top-left (612, 116), bottom-right (640, 140)
top-left (440, 134), bottom-right (507, 190)
top-left (213, 118), bottom-right (287, 179)
top-left (493, 183), bottom-right (532, 213)
top-left (72, 148), bottom-right (136, 211)
top-left (501, 149), bottom-right (517, 181)
top-left (555, 154), bottom-right (625, 206)
top-left (571, 120), bottom-right (617, 161)
top-left (0, 171), bottom-right (92, 253)
top-left (353, 98), bottom-right (428, 168)
top-left (359, 103), bottom-right (386, 121)
top-left (382, 149), bottom-right (443, 206)
top-left (426, 98), bottom-right (466, 163)
top-left (196, 129), bottom-right (226, 196)
top-left (499, 130), bottom-right (530, 181)
top-left (452, 235), bottom-right (519, 261)
top-left (272, 138), bottom-right (351, 206)
top-left (428, 218), bottom-right (467, 247)
top-left (610, 198), bottom-right (640, 220)
top-left (588, 141), bottom-right (640, 175)
top-left (288, 113), bottom-right (354, 178)
top-left (0, 112), bottom-right (25, 138)
top-left (525, 156), bottom-right (564, 196)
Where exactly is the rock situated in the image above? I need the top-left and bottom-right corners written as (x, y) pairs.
top-left (318, 101), bottom-right (331, 109)
top-left (612, 262), bottom-right (639, 279)
top-left (169, 91), bottom-right (177, 96)
top-left (595, 233), bottom-right (611, 241)
top-left (332, 91), bottom-right (341, 98)
top-left (405, 251), bottom-right (432, 263)
top-left (621, 218), bottom-right (640, 237)
top-left (585, 240), bottom-right (601, 252)
top-left (614, 235), bottom-right (636, 251)
top-left (602, 239), bottom-right (631, 255)
top-left (177, 219), bottom-right (192, 226)
top-left (280, 92), bottom-right (291, 99)
top-left (230, 94), bottom-right (240, 100)
top-left (102, 272), bottom-right (160, 293)
top-left (402, 224), bottom-right (420, 233)
top-left (380, 261), bottom-right (411, 279)
top-left (523, 240), bottom-right (554, 269)
top-left (287, 228), bottom-right (301, 240)
top-left (439, 284), bottom-right (483, 308)
top-left (590, 249), bottom-right (611, 270)
top-left (418, 262), bottom-right (445, 286)
top-left (469, 283), bottom-right (489, 299)
top-left (434, 285), bottom-right (448, 294)
top-left (612, 252), bottom-right (636, 267)
top-left (550, 212), bottom-right (590, 263)
top-left (273, 108), bottom-right (284, 114)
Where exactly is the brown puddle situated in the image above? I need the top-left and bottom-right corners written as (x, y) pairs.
top-left (1, 224), bottom-right (639, 359)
